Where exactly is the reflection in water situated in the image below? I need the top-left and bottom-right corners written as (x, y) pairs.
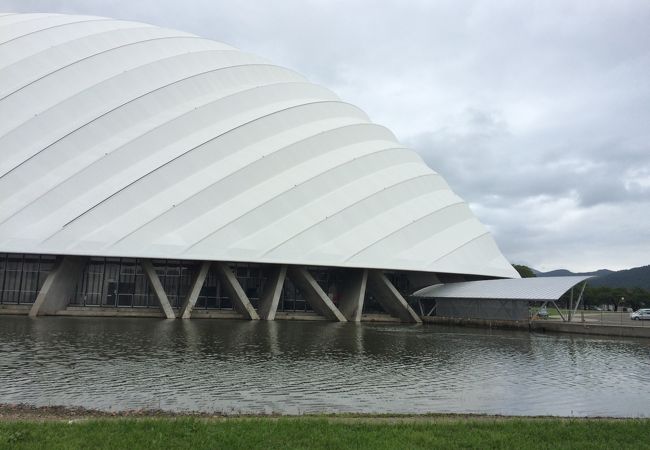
top-left (1, 316), bottom-right (649, 417)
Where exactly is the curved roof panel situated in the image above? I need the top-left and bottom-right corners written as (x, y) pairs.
top-left (0, 13), bottom-right (519, 279)
top-left (413, 276), bottom-right (592, 300)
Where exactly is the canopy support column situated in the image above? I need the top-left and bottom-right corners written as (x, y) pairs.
top-left (572, 281), bottom-right (587, 318)
top-left (551, 300), bottom-right (566, 322)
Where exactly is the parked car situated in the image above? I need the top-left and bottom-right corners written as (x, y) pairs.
top-left (630, 309), bottom-right (650, 320)
top-left (537, 306), bottom-right (549, 319)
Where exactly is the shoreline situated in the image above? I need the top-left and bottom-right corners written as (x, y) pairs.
top-left (0, 403), bottom-right (644, 422)
top-left (3, 310), bottom-right (650, 340)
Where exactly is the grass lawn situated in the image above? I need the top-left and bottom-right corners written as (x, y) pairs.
top-left (1, 416), bottom-right (649, 450)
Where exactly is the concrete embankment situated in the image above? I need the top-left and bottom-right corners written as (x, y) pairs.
top-left (3, 304), bottom-right (649, 337)
top-left (422, 316), bottom-right (650, 338)
top-left (0, 304), bottom-right (30, 315)
top-left (421, 316), bottom-right (530, 330)
top-left (0, 305), bottom-right (400, 323)
top-left (529, 320), bottom-right (650, 338)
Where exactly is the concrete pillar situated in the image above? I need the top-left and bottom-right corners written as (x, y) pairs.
top-left (337, 269), bottom-right (368, 322)
top-left (29, 255), bottom-right (87, 317)
top-left (179, 261), bottom-right (211, 319)
top-left (141, 260), bottom-right (175, 319)
top-left (286, 267), bottom-right (346, 322)
top-left (257, 265), bottom-right (287, 320)
top-left (367, 270), bottom-right (421, 323)
top-left (214, 262), bottom-right (259, 320)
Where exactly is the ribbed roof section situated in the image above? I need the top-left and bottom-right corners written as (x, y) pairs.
top-left (413, 276), bottom-right (591, 300)
top-left (0, 13), bottom-right (519, 278)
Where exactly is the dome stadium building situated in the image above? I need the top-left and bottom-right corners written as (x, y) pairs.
top-left (0, 12), bottom-right (521, 323)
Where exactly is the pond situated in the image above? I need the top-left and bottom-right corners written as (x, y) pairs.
top-left (1, 316), bottom-right (649, 417)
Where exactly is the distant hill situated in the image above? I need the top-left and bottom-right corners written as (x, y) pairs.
top-left (536, 268), bottom-right (614, 278)
top-left (535, 265), bottom-right (650, 290)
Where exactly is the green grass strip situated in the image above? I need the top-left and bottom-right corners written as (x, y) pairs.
top-left (1, 417), bottom-right (649, 450)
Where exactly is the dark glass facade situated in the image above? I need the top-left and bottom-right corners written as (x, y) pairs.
top-left (0, 253), bottom-right (56, 304)
top-left (0, 253), bottom-right (423, 315)
top-left (72, 257), bottom-right (194, 308)
top-left (279, 276), bottom-right (310, 312)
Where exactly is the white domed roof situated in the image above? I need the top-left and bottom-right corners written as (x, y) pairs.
top-left (0, 12), bottom-right (518, 278)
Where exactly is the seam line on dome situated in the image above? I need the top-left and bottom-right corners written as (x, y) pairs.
top-left (0, 36), bottom-right (218, 103)
top-left (102, 120), bottom-right (382, 247)
top-left (0, 24), bottom-right (154, 72)
top-left (0, 47), bottom-right (280, 151)
top-left (342, 200), bottom-right (469, 262)
top-left (1, 51), bottom-right (266, 163)
top-left (0, 17), bottom-right (111, 46)
top-left (213, 169), bottom-right (442, 258)
top-left (0, 81), bottom-right (329, 227)
top-left (261, 173), bottom-right (443, 257)
top-left (182, 146), bottom-right (413, 252)
top-left (0, 13), bottom-right (57, 34)
top-left (425, 230), bottom-right (491, 267)
top-left (47, 103), bottom-right (370, 238)
top-left (0, 63), bottom-right (301, 181)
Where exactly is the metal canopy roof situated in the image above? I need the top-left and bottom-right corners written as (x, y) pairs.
top-left (412, 276), bottom-right (592, 301)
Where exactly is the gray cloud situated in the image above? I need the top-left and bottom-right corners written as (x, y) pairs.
top-left (2, 0), bottom-right (649, 271)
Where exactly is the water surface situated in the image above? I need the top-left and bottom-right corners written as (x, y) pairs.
top-left (1, 316), bottom-right (649, 417)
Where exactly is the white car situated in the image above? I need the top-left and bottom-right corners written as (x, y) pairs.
top-left (537, 306), bottom-right (549, 319)
top-left (630, 309), bottom-right (650, 320)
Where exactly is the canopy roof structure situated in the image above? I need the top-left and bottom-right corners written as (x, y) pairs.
top-left (413, 276), bottom-right (592, 301)
top-left (0, 12), bottom-right (518, 279)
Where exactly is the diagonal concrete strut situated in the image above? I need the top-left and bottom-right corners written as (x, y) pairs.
top-left (367, 270), bottom-right (421, 323)
top-left (179, 261), bottom-right (211, 319)
top-left (337, 269), bottom-right (368, 322)
top-left (287, 266), bottom-right (346, 322)
top-left (214, 262), bottom-right (259, 320)
top-left (29, 255), bottom-right (87, 317)
top-left (257, 265), bottom-right (287, 320)
top-left (141, 259), bottom-right (176, 319)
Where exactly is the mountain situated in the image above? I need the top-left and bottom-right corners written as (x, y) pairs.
top-left (536, 268), bottom-right (614, 278)
top-left (535, 265), bottom-right (650, 290)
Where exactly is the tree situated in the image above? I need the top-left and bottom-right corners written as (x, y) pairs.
top-left (513, 264), bottom-right (536, 278)
top-left (580, 286), bottom-right (649, 310)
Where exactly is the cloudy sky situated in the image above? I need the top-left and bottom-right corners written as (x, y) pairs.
top-left (3, 0), bottom-right (649, 272)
